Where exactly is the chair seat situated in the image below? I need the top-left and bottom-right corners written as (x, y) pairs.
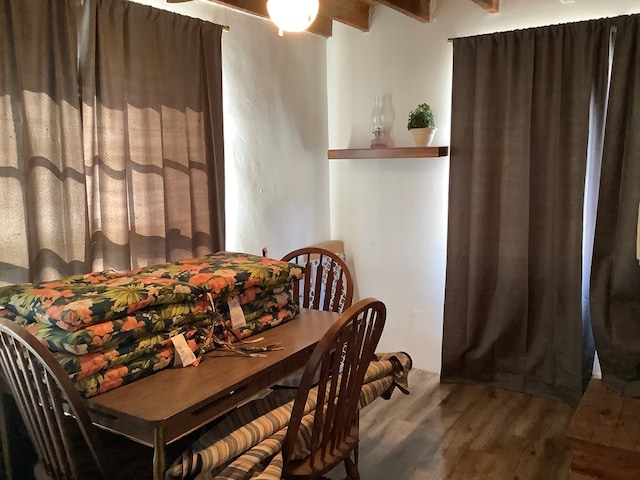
top-left (283, 423), bottom-right (359, 478)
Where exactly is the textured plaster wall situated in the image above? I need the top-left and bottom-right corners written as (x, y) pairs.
top-left (327, 0), bottom-right (640, 373)
top-left (134, 0), bottom-right (330, 259)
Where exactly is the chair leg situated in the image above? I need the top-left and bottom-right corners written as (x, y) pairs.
top-left (354, 437), bottom-right (359, 469)
top-left (344, 454), bottom-right (360, 480)
top-left (0, 394), bottom-right (12, 480)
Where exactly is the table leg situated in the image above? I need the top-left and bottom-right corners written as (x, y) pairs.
top-left (153, 427), bottom-right (167, 480)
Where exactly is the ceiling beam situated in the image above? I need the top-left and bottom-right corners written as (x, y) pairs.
top-left (308, 15), bottom-right (334, 37)
top-left (319, 0), bottom-right (359, 18)
top-left (469, 0), bottom-right (499, 13)
top-left (375, 0), bottom-right (431, 23)
top-left (207, 0), bottom-right (333, 37)
top-left (207, 0), bottom-right (269, 17)
top-left (335, 3), bottom-right (371, 32)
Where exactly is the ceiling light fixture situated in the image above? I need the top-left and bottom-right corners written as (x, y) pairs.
top-left (266, 0), bottom-right (319, 36)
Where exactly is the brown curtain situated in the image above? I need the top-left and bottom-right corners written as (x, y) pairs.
top-left (81, 0), bottom-right (225, 271)
top-left (442, 21), bottom-right (610, 405)
top-left (0, 0), bottom-right (89, 285)
top-left (590, 15), bottom-right (640, 396)
top-left (0, 0), bottom-right (225, 285)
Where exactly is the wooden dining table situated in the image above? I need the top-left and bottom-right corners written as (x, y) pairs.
top-left (84, 308), bottom-right (339, 480)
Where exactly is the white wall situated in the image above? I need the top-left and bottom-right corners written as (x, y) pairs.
top-left (327, 0), bottom-right (640, 373)
top-left (133, 0), bottom-right (331, 259)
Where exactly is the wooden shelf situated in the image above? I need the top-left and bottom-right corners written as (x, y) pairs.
top-left (328, 146), bottom-right (448, 160)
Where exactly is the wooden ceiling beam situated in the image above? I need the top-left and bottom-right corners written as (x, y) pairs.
top-left (207, 0), bottom-right (269, 18)
top-left (335, 3), bottom-right (371, 32)
top-left (308, 15), bottom-right (334, 38)
top-left (375, 0), bottom-right (431, 23)
top-left (207, 0), bottom-right (333, 37)
top-left (469, 0), bottom-right (499, 13)
top-left (319, 0), bottom-right (359, 18)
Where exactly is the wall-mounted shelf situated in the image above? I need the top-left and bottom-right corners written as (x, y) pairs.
top-left (328, 146), bottom-right (449, 160)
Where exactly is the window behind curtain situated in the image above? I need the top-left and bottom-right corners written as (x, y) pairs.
top-left (0, 0), bottom-right (88, 285)
top-left (0, 0), bottom-right (225, 285)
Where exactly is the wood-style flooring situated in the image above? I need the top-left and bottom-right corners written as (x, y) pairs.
top-left (327, 369), bottom-right (577, 480)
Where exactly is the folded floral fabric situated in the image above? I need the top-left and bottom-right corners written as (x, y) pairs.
top-left (75, 346), bottom-right (178, 398)
top-left (211, 286), bottom-right (291, 323)
top-left (0, 252), bottom-right (303, 332)
top-left (213, 287), bottom-right (298, 340)
top-left (0, 304), bottom-right (210, 355)
top-left (0, 251), bottom-right (306, 398)
top-left (73, 349), bottom-right (177, 397)
top-left (49, 300), bottom-right (300, 383)
top-left (229, 302), bottom-right (300, 341)
top-left (0, 286), bottom-right (295, 355)
top-left (0, 276), bottom-right (198, 332)
top-left (53, 319), bottom-right (214, 381)
top-left (73, 302), bottom-right (301, 398)
top-left (136, 252), bottom-right (303, 295)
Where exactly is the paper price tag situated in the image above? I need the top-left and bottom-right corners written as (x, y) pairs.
top-left (228, 297), bottom-right (246, 330)
top-left (171, 334), bottom-right (197, 367)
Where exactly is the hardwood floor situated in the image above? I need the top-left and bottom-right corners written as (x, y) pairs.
top-left (327, 369), bottom-right (577, 480)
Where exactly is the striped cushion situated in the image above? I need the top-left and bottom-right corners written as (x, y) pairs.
top-left (166, 353), bottom-right (412, 480)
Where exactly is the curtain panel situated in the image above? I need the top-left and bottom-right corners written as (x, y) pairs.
top-left (442, 21), bottom-right (610, 405)
top-left (0, 0), bottom-right (89, 285)
top-left (590, 15), bottom-right (640, 396)
top-left (0, 0), bottom-right (225, 285)
top-left (82, 0), bottom-right (225, 272)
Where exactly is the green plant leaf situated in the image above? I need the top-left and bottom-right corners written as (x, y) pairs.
top-left (407, 103), bottom-right (435, 129)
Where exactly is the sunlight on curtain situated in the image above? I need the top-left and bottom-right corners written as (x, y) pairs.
top-left (0, 0), bottom-right (225, 284)
top-left (0, 0), bottom-right (89, 286)
top-left (81, 0), bottom-right (224, 272)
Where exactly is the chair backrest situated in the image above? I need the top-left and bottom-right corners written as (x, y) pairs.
top-left (0, 318), bottom-right (107, 480)
top-left (282, 298), bottom-right (386, 477)
top-left (281, 247), bottom-right (354, 313)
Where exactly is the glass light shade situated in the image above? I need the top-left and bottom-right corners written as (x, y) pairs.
top-left (370, 96), bottom-right (387, 148)
top-left (267, 0), bottom-right (319, 34)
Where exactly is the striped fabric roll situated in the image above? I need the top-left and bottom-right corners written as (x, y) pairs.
top-left (165, 352), bottom-right (412, 480)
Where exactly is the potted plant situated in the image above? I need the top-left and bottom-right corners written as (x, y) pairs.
top-left (407, 103), bottom-right (436, 147)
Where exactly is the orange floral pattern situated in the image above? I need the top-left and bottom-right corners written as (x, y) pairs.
top-left (0, 252), bottom-right (304, 397)
top-left (0, 252), bottom-right (303, 331)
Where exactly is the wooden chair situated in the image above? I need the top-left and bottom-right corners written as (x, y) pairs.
top-left (0, 318), bottom-right (164, 480)
top-left (281, 247), bottom-right (354, 314)
top-left (282, 298), bottom-right (386, 479)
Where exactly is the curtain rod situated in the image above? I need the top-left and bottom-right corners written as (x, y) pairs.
top-left (446, 15), bottom-right (630, 44)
